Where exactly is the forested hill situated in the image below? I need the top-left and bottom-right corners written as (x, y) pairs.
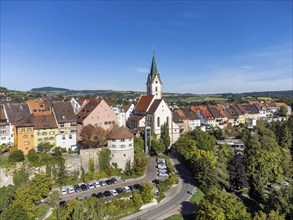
top-left (31, 87), bottom-right (70, 92)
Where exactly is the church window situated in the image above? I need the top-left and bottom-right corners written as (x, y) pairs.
top-left (166, 116), bottom-right (169, 125)
top-left (157, 117), bottom-right (160, 127)
top-left (155, 87), bottom-right (158, 92)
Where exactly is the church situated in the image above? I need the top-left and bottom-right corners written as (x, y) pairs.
top-left (127, 55), bottom-right (180, 145)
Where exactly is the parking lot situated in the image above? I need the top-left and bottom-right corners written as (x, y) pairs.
top-left (59, 157), bottom-right (158, 201)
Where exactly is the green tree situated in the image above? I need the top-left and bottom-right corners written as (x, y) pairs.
top-left (132, 192), bottom-right (143, 206)
top-left (13, 167), bottom-right (29, 188)
top-left (265, 185), bottom-right (293, 219)
top-left (140, 183), bottom-right (154, 203)
top-left (98, 148), bottom-right (111, 172)
top-left (133, 137), bottom-right (148, 176)
top-left (191, 149), bottom-right (217, 193)
top-left (27, 149), bottom-right (39, 165)
top-left (8, 149), bottom-right (24, 162)
top-left (196, 188), bottom-right (250, 220)
top-left (37, 142), bottom-right (54, 154)
top-left (1, 201), bottom-right (29, 220)
top-left (188, 129), bottom-right (216, 151)
top-left (0, 185), bottom-right (16, 215)
top-left (175, 135), bottom-right (197, 160)
top-left (161, 122), bottom-right (170, 147)
top-left (279, 106), bottom-right (288, 117)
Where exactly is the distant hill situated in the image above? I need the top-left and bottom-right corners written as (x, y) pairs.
top-left (31, 87), bottom-right (70, 93)
top-left (219, 90), bottom-right (293, 99)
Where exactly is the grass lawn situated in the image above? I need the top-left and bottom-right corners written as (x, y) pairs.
top-left (190, 188), bottom-right (205, 205)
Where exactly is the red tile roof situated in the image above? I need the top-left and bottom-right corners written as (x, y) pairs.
top-left (135, 95), bottom-right (154, 112)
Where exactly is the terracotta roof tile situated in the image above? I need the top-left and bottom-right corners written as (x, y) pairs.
top-left (135, 95), bottom-right (154, 112)
top-left (108, 126), bottom-right (133, 139)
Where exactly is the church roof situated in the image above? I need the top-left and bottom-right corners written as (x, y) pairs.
top-left (146, 55), bottom-right (162, 85)
top-left (135, 95), bottom-right (154, 112)
top-left (150, 55), bottom-right (158, 78)
top-left (147, 99), bottom-right (162, 114)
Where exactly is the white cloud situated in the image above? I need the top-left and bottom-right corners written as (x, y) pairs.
top-left (130, 66), bottom-right (149, 74)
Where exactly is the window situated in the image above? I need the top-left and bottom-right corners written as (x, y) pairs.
top-left (121, 144), bottom-right (126, 148)
top-left (129, 143), bottom-right (132, 147)
top-left (60, 124), bottom-right (64, 128)
top-left (31, 135), bottom-right (34, 138)
top-left (124, 154), bottom-right (126, 157)
top-left (23, 135), bottom-right (28, 139)
top-left (44, 137), bottom-right (49, 142)
top-left (112, 144), bottom-right (116, 148)
top-left (155, 87), bottom-right (158, 92)
top-left (24, 141), bottom-right (30, 145)
top-left (42, 132), bottom-right (47, 136)
top-left (49, 131), bottom-right (54, 135)
top-left (37, 132), bottom-right (40, 136)
top-left (69, 135), bottom-right (72, 139)
top-left (166, 116), bottom-right (169, 125)
top-left (157, 117), bottom-right (160, 127)
top-left (62, 135), bottom-right (65, 140)
top-left (121, 139), bottom-right (125, 142)
top-left (50, 137), bottom-right (54, 140)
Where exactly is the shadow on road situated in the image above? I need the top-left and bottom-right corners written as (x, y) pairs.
top-left (180, 201), bottom-right (197, 216)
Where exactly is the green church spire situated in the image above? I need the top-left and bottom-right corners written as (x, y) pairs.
top-left (150, 54), bottom-right (158, 78)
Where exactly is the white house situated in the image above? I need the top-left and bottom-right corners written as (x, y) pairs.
top-left (0, 105), bottom-right (14, 146)
top-left (52, 101), bottom-right (77, 150)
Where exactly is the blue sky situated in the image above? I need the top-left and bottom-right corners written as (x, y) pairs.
top-left (1, 1), bottom-right (292, 94)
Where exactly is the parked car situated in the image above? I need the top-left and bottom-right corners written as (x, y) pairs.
top-left (281, 181), bottom-right (290, 186)
top-left (87, 182), bottom-right (95, 190)
top-left (103, 191), bottom-right (112, 197)
top-left (123, 186), bottom-right (131, 192)
top-left (115, 187), bottom-right (123, 194)
top-left (91, 193), bottom-right (97, 197)
top-left (96, 192), bottom-right (104, 199)
top-left (158, 173), bottom-right (169, 177)
top-left (158, 169), bottom-right (168, 174)
top-left (152, 179), bottom-right (163, 184)
top-left (80, 184), bottom-right (88, 191)
top-left (157, 164), bottom-right (167, 169)
top-left (106, 179), bottom-right (114, 185)
top-left (157, 158), bottom-right (166, 164)
top-left (133, 184), bottom-right (142, 190)
top-left (110, 177), bottom-right (118, 184)
top-left (67, 186), bottom-right (75, 194)
top-left (74, 184), bottom-right (82, 193)
top-left (128, 185), bottom-right (134, 191)
top-left (61, 187), bottom-right (67, 195)
top-left (110, 189), bottom-right (118, 196)
top-left (93, 180), bottom-right (101, 188)
top-left (99, 180), bottom-right (107, 186)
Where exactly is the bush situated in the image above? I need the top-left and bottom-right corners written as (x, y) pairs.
top-left (28, 149), bottom-right (40, 165)
top-left (8, 150), bottom-right (24, 163)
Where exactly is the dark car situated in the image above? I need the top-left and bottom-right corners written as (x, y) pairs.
top-left (128, 185), bottom-right (134, 191)
top-left (74, 184), bottom-right (82, 193)
top-left (115, 187), bottom-right (123, 194)
top-left (80, 184), bottom-right (88, 191)
top-left (59, 201), bottom-right (66, 207)
top-left (106, 179), bottom-right (113, 185)
top-left (103, 191), bottom-right (112, 197)
top-left (110, 177), bottom-right (118, 184)
top-left (133, 184), bottom-right (142, 190)
top-left (152, 179), bottom-right (163, 184)
top-left (96, 192), bottom-right (104, 199)
top-left (91, 193), bottom-right (97, 197)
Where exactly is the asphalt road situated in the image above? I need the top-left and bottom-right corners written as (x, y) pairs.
top-left (60, 157), bottom-right (157, 202)
top-left (121, 152), bottom-right (197, 220)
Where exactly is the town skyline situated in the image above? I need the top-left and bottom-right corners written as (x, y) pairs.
top-left (1, 1), bottom-right (292, 93)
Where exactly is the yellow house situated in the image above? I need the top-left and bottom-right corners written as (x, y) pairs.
top-left (33, 115), bottom-right (58, 148)
top-left (15, 117), bottom-right (35, 155)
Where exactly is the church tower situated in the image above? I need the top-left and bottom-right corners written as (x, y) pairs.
top-left (146, 55), bottom-right (162, 99)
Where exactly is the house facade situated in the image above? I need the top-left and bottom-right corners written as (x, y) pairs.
top-left (52, 101), bottom-right (77, 150)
